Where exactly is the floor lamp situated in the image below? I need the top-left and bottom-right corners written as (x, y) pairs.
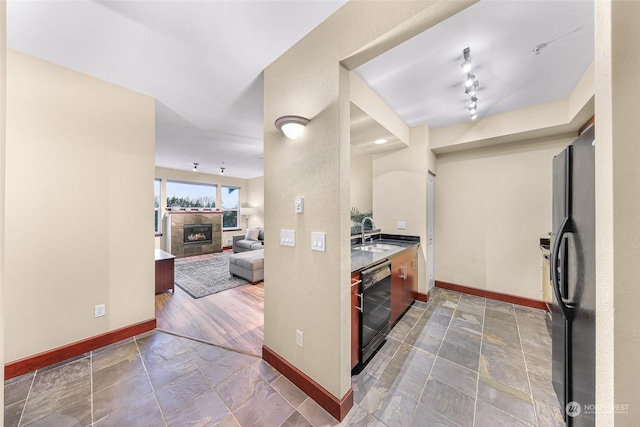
top-left (240, 207), bottom-right (254, 229)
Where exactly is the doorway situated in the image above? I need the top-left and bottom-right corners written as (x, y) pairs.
top-left (428, 172), bottom-right (435, 289)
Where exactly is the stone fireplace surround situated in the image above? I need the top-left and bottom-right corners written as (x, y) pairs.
top-left (168, 212), bottom-right (222, 258)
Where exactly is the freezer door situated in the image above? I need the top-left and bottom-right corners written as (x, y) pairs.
top-left (551, 146), bottom-right (571, 419)
top-left (551, 128), bottom-right (596, 427)
top-left (566, 128), bottom-right (596, 427)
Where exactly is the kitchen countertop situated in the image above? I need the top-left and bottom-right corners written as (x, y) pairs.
top-left (351, 237), bottom-right (419, 273)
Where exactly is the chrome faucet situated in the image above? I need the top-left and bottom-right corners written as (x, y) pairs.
top-left (361, 216), bottom-right (376, 245)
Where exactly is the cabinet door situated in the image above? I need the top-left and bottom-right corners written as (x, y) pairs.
top-left (403, 250), bottom-right (418, 308)
top-left (391, 261), bottom-right (404, 324)
top-left (351, 274), bottom-right (361, 369)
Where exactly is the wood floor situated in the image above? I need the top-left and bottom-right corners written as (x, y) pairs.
top-left (155, 254), bottom-right (264, 356)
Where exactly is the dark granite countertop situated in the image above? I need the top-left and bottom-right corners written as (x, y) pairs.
top-left (351, 235), bottom-right (420, 273)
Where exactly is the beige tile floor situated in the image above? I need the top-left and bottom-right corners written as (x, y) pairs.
top-left (4, 288), bottom-right (563, 426)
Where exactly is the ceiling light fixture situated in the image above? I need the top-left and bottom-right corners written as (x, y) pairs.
top-left (374, 138), bottom-right (388, 145)
top-left (461, 47), bottom-right (479, 121)
top-left (275, 115), bottom-right (310, 140)
top-left (464, 74), bottom-right (476, 88)
top-left (220, 167), bottom-right (225, 175)
top-left (461, 47), bottom-right (472, 73)
top-left (465, 81), bottom-right (478, 97)
top-left (192, 162), bottom-right (199, 171)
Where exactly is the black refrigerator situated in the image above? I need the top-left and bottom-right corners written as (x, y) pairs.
top-left (551, 125), bottom-right (595, 427)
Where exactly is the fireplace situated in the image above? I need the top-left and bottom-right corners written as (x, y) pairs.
top-left (183, 224), bottom-right (213, 246)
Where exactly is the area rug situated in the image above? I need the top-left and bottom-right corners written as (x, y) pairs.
top-left (175, 253), bottom-right (248, 298)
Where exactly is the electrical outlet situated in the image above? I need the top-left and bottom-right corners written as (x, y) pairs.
top-left (397, 221), bottom-right (406, 230)
top-left (296, 330), bottom-right (304, 347)
top-left (94, 304), bottom-right (105, 318)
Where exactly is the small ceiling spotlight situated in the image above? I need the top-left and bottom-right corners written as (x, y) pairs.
top-left (275, 115), bottom-right (310, 140)
top-left (461, 47), bottom-right (479, 122)
top-left (374, 138), bottom-right (388, 145)
top-left (465, 81), bottom-right (479, 97)
top-left (464, 74), bottom-right (476, 88)
top-left (461, 47), bottom-right (472, 73)
top-left (192, 162), bottom-right (199, 171)
top-left (220, 167), bottom-right (225, 175)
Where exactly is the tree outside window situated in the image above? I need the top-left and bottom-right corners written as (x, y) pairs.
top-left (222, 186), bottom-right (239, 229)
top-left (166, 180), bottom-right (216, 208)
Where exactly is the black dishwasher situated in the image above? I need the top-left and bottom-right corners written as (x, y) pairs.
top-left (359, 260), bottom-right (392, 367)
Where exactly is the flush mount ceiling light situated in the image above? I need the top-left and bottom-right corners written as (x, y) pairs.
top-left (275, 115), bottom-right (310, 140)
top-left (461, 47), bottom-right (479, 121)
top-left (374, 138), bottom-right (388, 145)
top-left (192, 162), bottom-right (199, 171)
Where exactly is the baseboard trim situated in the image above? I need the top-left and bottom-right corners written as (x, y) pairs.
top-left (435, 280), bottom-right (547, 310)
top-left (415, 290), bottom-right (430, 303)
top-left (262, 345), bottom-right (353, 421)
top-left (5, 318), bottom-right (156, 380)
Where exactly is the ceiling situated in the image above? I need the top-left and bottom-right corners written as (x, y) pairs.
top-left (356, 0), bottom-right (594, 129)
top-left (7, 1), bottom-right (594, 179)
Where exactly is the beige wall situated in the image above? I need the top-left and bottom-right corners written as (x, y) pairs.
top-left (373, 125), bottom-right (430, 293)
top-left (5, 50), bottom-right (156, 362)
top-left (246, 175), bottom-right (264, 229)
top-left (263, 1), bottom-right (472, 399)
top-left (1, 1), bottom-right (7, 417)
top-left (154, 167), bottom-right (251, 248)
top-left (350, 153), bottom-right (372, 213)
top-left (595, 2), bottom-right (640, 424)
top-left (434, 135), bottom-right (573, 299)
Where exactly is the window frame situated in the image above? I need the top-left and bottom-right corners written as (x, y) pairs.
top-left (221, 185), bottom-right (240, 230)
top-left (154, 178), bottom-right (161, 234)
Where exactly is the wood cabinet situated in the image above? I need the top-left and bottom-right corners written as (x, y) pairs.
top-left (390, 247), bottom-right (418, 324)
top-left (351, 272), bottom-right (362, 370)
top-left (155, 249), bottom-right (176, 294)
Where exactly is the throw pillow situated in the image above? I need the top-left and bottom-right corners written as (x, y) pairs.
top-left (245, 228), bottom-right (260, 240)
top-left (258, 229), bottom-right (264, 241)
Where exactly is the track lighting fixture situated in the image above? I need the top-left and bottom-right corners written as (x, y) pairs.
top-left (461, 47), bottom-right (479, 121)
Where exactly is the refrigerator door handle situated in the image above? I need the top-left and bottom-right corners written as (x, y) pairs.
top-left (552, 216), bottom-right (574, 321)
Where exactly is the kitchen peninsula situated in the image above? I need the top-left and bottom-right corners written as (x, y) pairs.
top-left (350, 233), bottom-right (420, 371)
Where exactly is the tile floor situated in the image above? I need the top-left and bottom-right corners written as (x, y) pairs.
top-left (4, 288), bottom-right (563, 426)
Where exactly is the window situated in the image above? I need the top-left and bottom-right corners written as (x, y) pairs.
top-left (154, 178), bottom-right (161, 233)
top-left (221, 186), bottom-right (239, 229)
top-left (166, 180), bottom-right (217, 208)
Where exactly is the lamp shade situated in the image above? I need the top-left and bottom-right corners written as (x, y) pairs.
top-left (240, 207), bottom-right (254, 216)
top-left (275, 115), bottom-right (310, 140)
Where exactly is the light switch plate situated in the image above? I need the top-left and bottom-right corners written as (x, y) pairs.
top-left (280, 229), bottom-right (296, 247)
top-left (311, 232), bottom-right (326, 252)
top-left (397, 221), bottom-right (406, 230)
top-left (295, 197), bottom-right (304, 213)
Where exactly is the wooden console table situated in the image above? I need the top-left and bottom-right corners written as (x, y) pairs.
top-left (155, 249), bottom-right (175, 294)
